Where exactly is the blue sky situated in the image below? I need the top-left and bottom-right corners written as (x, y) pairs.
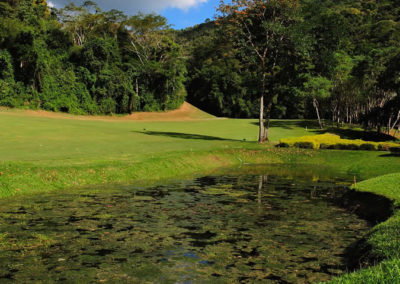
top-left (49, 0), bottom-right (220, 29)
top-left (161, 0), bottom-right (219, 29)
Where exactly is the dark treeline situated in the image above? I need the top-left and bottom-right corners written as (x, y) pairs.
top-left (0, 0), bottom-right (399, 138)
top-left (0, 0), bottom-right (186, 114)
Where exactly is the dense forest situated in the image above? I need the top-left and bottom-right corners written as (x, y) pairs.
top-left (0, 0), bottom-right (186, 114)
top-left (0, 0), bottom-right (399, 138)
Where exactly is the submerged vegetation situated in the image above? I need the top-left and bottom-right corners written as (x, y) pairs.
top-left (0, 168), bottom-right (376, 282)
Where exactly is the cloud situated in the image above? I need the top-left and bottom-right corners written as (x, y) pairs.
top-left (50, 0), bottom-right (208, 14)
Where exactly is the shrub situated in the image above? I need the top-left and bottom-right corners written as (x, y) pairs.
top-left (347, 144), bottom-right (360, 150)
top-left (360, 143), bottom-right (377, 151)
top-left (294, 141), bottom-right (315, 149)
top-left (334, 143), bottom-right (360, 150)
top-left (319, 143), bottom-right (330, 149)
top-left (334, 143), bottom-right (345, 150)
top-left (278, 142), bottom-right (290, 148)
top-left (378, 144), bottom-right (391, 151)
top-left (279, 133), bottom-right (398, 152)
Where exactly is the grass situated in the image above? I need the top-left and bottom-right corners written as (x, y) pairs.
top-left (1, 107), bottom-right (400, 282)
top-left (327, 173), bottom-right (400, 283)
top-left (0, 109), bottom-right (325, 198)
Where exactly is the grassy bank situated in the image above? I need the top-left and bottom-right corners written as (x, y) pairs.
top-left (1, 108), bottom-right (399, 198)
top-left (328, 173), bottom-right (400, 283)
top-left (2, 145), bottom-right (400, 199)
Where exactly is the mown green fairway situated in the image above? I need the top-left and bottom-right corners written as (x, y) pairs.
top-left (0, 109), bottom-right (321, 163)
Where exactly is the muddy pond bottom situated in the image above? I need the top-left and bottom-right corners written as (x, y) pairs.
top-left (0, 168), bottom-right (371, 283)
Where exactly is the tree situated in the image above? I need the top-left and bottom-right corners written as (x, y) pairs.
top-left (302, 75), bottom-right (332, 129)
top-left (121, 13), bottom-right (186, 111)
top-left (218, 0), bottom-right (302, 142)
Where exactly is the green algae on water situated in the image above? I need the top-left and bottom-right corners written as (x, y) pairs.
top-left (0, 167), bottom-right (372, 283)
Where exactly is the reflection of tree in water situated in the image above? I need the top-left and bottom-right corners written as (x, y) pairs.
top-left (257, 175), bottom-right (270, 214)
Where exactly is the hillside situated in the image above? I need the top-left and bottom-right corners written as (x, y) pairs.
top-left (0, 102), bottom-right (215, 122)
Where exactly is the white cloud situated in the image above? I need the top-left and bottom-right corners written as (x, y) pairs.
top-left (51, 0), bottom-right (208, 13)
top-left (47, 1), bottom-right (54, 8)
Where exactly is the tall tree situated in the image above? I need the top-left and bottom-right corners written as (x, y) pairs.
top-left (218, 0), bottom-right (302, 142)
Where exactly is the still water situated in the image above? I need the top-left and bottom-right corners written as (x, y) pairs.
top-left (0, 166), bottom-right (373, 283)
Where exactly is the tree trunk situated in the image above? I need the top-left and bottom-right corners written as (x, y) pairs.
top-left (313, 98), bottom-right (323, 129)
top-left (264, 100), bottom-right (273, 142)
top-left (258, 95), bottom-right (267, 143)
top-left (389, 110), bottom-right (400, 135)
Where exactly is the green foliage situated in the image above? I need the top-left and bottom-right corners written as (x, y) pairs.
top-left (280, 133), bottom-right (399, 150)
top-left (360, 143), bottom-right (377, 151)
top-left (0, 1), bottom-right (186, 114)
top-left (302, 75), bottom-right (332, 100)
top-left (0, 49), bottom-right (16, 107)
top-left (293, 141), bottom-right (315, 149)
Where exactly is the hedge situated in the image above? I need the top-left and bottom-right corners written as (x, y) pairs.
top-left (279, 133), bottom-right (399, 151)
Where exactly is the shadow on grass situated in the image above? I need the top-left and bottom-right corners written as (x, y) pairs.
top-left (313, 128), bottom-right (397, 142)
top-left (379, 154), bottom-right (400, 158)
top-left (250, 120), bottom-right (321, 130)
top-left (254, 120), bottom-right (396, 142)
top-left (134, 131), bottom-right (238, 141)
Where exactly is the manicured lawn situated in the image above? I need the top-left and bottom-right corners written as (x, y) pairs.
top-left (0, 110), bottom-right (318, 163)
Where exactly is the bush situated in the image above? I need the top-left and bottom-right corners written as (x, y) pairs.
top-left (360, 143), bottom-right (377, 151)
top-left (334, 143), bottom-right (360, 150)
top-left (320, 143), bottom-right (334, 149)
top-left (294, 141), bottom-right (315, 149)
top-left (278, 142), bottom-right (290, 148)
top-left (279, 133), bottom-right (398, 152)
top-left (378, 144), bottom-right (391, 151)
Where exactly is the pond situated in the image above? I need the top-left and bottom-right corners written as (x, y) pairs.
top-left (0, 165), bottom-right (382, 283)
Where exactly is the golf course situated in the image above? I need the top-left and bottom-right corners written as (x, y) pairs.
top-left (1, 0), bottom-right (400, 282)
top-left (1, 104), bottom-right (400, 282)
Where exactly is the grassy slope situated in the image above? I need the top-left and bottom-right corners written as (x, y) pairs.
top-left (1, 107), bottom-right (400, 282)
top-left (328, 173), bottom-right (400, 283)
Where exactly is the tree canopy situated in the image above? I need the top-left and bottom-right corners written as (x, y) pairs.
top-left (0, 0), bottom-right (186, 114)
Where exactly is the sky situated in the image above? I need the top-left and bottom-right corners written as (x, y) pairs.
top-left (48, 0), bottom-right (220, 29)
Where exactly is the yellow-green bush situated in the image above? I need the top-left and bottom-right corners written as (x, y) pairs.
top-left (279, 133), bottom-right (399, 151)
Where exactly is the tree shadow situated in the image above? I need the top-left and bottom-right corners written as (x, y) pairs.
top-left (250, 120), bottom-right (321, 130)
top-left (379, 153), bottom-right (400, 158)
top-left (313, 127), bottom-right (397, 142)
top-left (250, 120), bottom-right (398, 141)
top-left (134, 131), bottom-right (238, 141)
